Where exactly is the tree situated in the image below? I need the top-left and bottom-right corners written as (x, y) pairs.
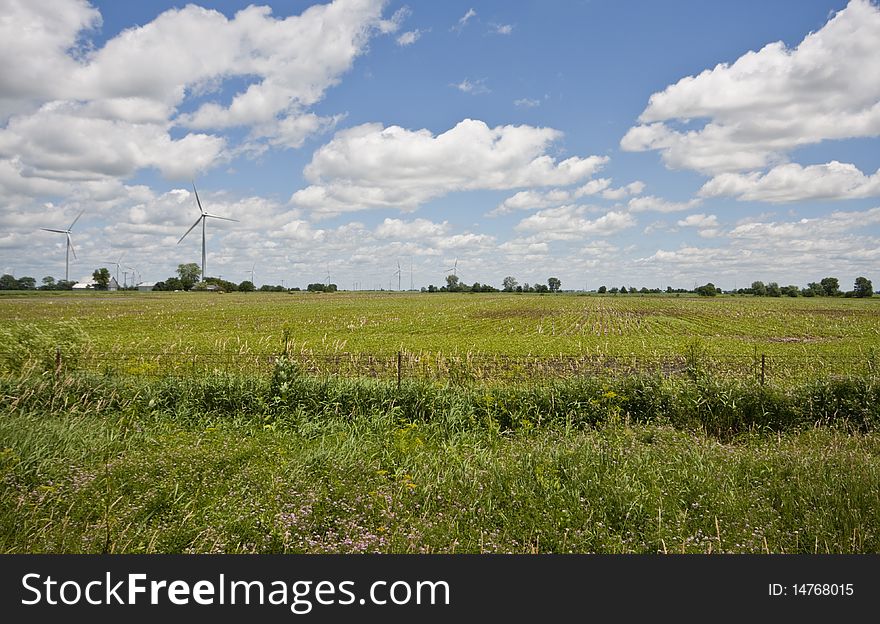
top-left (853, 276), bottom-right (873, 298)
top-left (766, 282), bottom-right (781, 297)
top-left (17, 276), bottom-right (36, 290)
top-left (239, 280), bottom-right (255, 292)
top-left (820, 277), bottom-right (840, 297)
top-left (547, 277), bottom-right (561, 293)
top-left (41, 276), bottom-right (56, 290)
top-left (803, 282), bottom-right (822, 297)
top-left (0, 274), bottom-right (17, 290)
top-left (598, 285), bottom-right (607, 294)
top-left (177, 263), bottom-right (201, 290)
top-left (619, 286), bottom-right (627, 294)
top-left (502, 276), bottom-right (518, 292)
top-left (92, 268), bottom-right (111, 290)
top-left (750, 281), bottom-right (767, 296)
top-left (445, 274), bottom-right (460, 291)
top-left (694, 282), bottom-right (718, 296)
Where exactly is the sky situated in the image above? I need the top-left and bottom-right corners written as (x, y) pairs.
top-left (1, 0), bottom-right (878, 291)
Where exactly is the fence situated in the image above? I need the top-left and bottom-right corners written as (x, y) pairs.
top-left (47, 348), bottom-right (880, 386)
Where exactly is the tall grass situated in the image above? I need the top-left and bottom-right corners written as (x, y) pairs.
top-left (2, 368), bottom-right (879, 554)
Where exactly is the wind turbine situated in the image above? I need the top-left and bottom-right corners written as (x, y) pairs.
top-left (443, 258), bottom-right (460, 283)
top-left (243, 262), bottom-right (256, 285)
top-left (326, 265), bottom-right (331, 287)
top-left (103, 253), bottom-right (125, 287)
top-left (126, 265), bottom-right (140, 287)
top-left (177, 182), bottom-right (238, 282)
top-left (40, 210), bottom-right (83, 283)
top-left (392, 261), bottom-right (402, 291)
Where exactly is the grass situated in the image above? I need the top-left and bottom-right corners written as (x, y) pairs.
top-left (1, 290), bottom-right (878, 361)
top-left (1, 291), bottom-right (877, 554)
top-left (1, 371), bottom-right (879, 554)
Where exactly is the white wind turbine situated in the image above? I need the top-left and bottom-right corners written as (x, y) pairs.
top-left (41, 210), bottom-right (83, 283)
top-left (443, 257), bottom-right (460, 283)
top-left (392, 260), bottom-right (402, 291)
top-left (177, 182), bottom-right (238, 282)
top-left (103, 253), bottom-right (125, 287)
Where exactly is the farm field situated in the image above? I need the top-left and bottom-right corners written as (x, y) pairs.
top-left (1, 291), bottom-right (879, 382)
top-left (2, 290), bottom-right (879, 554)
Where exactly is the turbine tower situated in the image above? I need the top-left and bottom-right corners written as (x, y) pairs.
top-left (41, 210), bottom-right (83, 283)
top-left (103, 253), bottom-right (125, 287)
top-left (177, 182), bottom-right (238, 282)
top-left (393, 261), bottom-right (402, 291)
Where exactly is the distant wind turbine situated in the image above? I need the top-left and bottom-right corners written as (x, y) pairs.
top-left (392, 260), bottom-right (402, 291)
top-left (103, 253), bottom-right (125, 286)
top-left (444, 258), bottom-right (459, 280)
top-left (41, 210), bottom-right (83, 283)
top-left (177, 182), bottom-right (238, 282)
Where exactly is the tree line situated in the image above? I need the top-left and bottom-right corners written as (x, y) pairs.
top-left (1, 267), bottom-right (873, 299)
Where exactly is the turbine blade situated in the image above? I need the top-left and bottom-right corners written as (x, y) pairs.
top-left (192, 182), bottom-right (205, 215)
top-left (67, 234), bottom-right (77, 260)
top-left (178, 215), bottom-right (203, 244)
top-left (205, 213), bottom-right (238, 222)
top-left (68, 209), bottom-right (84, 231)
top-left (41, 228), bottom-right (67, 233)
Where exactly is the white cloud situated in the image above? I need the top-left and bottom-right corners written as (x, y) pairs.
top-left (0, 0), bottom-right (393, 190)
top-left (514, 98), bottom-right (541, 108)
top-left (677, 214), bottom-right (718, 228)
top-left (489, 178), bottom-right (613, 216)
top-left (291, 119), bottom-right (608, 215)
top-left (515, 205), bottom-right (636, 239)
top-left (397, 29), bottom-right (422, 46)
top-left (375, 218), bottom-right (449, 238)
top-left (452, 8), bottom-right (477, 32)
top-left (699, 161), bottom-right (880, 202)
top-left (627, 195), bottom-right (700, 213)
top-left (491, 23), bottom-right (514, 35)
top-left (729, 207), bottom-right (880, 239)
top-left (621, 0), bottom-right (880, 175)
top-left (601, 180), bottom-right (645, 200)
top-left (452, 78), bottom-right (490, 95)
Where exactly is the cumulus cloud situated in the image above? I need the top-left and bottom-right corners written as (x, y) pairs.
top-left (375, 217), bottom-right (449, 238)
top-left (621, 0), bottom-right (880, 199)
top-left (601, 180), bottom-right (645, 200)
top-left (677, 213), bottom-right (721, 238)
top-left (729, 206), bottom-right (880, 239)
top-left (291, 119), bottom-right (608, 216)
top-left (515, 205), bottom-right (636, 240)
top-left (627, 195), bottom-right (700, 213)
top-left (490, 178), bottom-right (612, 215)
top-left (0, 0), bottom-right (392, 188)
top-left (699, 161), bottom-right (880, 203)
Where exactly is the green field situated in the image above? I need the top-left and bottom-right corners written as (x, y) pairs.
top-left (2, 291), bottom-right (879, 553)
top-left (1, 291), bottom-right (879, 382)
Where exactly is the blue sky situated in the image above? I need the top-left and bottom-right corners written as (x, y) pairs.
top-left (1, 0), bottom-right (878, 290)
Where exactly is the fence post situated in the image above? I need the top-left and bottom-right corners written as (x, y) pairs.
top-left (761, 354), bottom-right (766, 386)
top-left (397, 351), bottom-right (402, 389)
top-left (55, 345), bottom-right (62, 376)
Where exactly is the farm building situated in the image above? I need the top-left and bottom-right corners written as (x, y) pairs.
top-left (138, 282), bottom-right (157, 292)
top-left (72, 277), bottom-right (120, 291)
